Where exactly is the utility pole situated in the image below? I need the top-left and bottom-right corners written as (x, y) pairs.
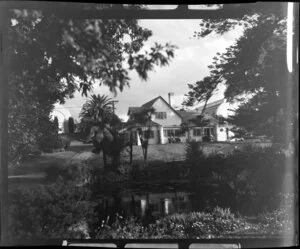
top-left (111, 100), bottom-right (119, 115)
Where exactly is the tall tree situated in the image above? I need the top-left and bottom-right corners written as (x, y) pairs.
top-left (127, 107), bottom-right (155, 164)
top-left (8, 6), bottom-right (177, 164)
top-left (79, 94), bottom-right (124, 170)
top-left (183, 3), bottom-right (297, 147)
top-left (68, 117), bottom-right (75, 134)
top-left (53, 116), bottom-right (59, 133)
top-left (79, 94), bottom-right (116, 129)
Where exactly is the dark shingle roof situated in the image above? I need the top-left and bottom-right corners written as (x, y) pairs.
top-left (125, 120), bottom-right (161, 130)
top-left (128, 107), bottom-right (143, 115)
top-left (195, 99), bottom-right (224, 116)
top-left (177, 110), bottom-right (200, 123)
top-left (127, 96), bottom-right (182, 119)
top-left (141, 96), bottom-right (161, 108)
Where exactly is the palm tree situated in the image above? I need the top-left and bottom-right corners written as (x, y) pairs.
top-left (79, 94), bottom-right (114, 130)
top-left (79, 94), bottom-right (122, 170)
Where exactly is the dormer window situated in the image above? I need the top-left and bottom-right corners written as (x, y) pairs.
top-left (155, 112), bottom-right (167, 119)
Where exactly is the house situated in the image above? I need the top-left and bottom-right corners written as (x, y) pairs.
top-left (125, 96), bottom-right (234, 146)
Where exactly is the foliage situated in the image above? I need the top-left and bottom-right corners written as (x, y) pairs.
top-left (8, 7), bottom-right (177, 165)
top-left (136, 161), bottom-right (189, 181)
top-left (38, 133), bottom-right (71, 152)
top-left (127, 107), bottom-right (156, 164)
top-left (9, 180), bottom-right (293, 240)
top-left (96, 206), bottom-right (289, 239)
top-left (53, 116), bottom-right (59, 133)
top-left (206, 145), bottom-right (289, 214)
top-left (185, 140), bottom-right (205, 164)
top-left (79, 94), bottom-right (120, 131)
top-left (256, 193), bottom-right (294, 235)
top-left (8, 179), bottom-right (96, 240)
top-left (68, 117), bottom-right (75, 133)
top-left (183, 3), bottom-right (297, 146)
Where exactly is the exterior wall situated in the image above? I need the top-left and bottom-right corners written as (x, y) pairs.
top-left (216, 125), bottom-right (228, 141)
top-left (151, 98), bottom-right (182, 126)
top-left (161, 126), bottom-right (186, 144)
top-left (136, 126), bottom-right (160, 146)
top-left (130, 98), bottom-right (240, 145)
top-left (188, 128), bottom-right (203, 142)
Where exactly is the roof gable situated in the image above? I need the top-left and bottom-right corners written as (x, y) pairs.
top-left (141, 96), bottom-right (160, 108)
top-left (128, 96), bottom-right (183, 121)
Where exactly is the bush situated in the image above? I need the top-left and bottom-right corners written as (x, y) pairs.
top-left (38, 134), bottom-right (71, 152)
top-left (8, 179), bottom-right (96, 240)
top-left (95, 207), bottom-right (252, 239)
top-left (185, 140), bottom-right (205, 164)
top-left (256, 193), bottom-right (295, 234)
top-left (208, 145), bottom-right (289, 214)
top-left (59, 134), bottom-right (71, 149)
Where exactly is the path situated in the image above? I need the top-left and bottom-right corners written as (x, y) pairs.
top-left (8, 140), bottom-right (97, 180)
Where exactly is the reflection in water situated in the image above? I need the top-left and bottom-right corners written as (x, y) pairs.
top-left (97, 190), bottom-right (194, 220)
top-left (95, 184), bottom-right (237, 222)
top-left (140, 199), bottom-right (147, 216)
top-left (164, 198), bottom-right (170, 215)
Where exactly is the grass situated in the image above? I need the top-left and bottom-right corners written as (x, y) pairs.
top-left (8, 140), bottom-right (272, 184)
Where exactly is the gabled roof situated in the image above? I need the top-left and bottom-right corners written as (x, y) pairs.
top-left (127, 96), bottom-right (182, 120)
top-left (195, 99), bottom-right (224, 116)
top-left (124, 120), bottom-right (161, 130)
top-left (128, 107), bottom-right (144, 115)
top-left (141, 96), bottom-right (161, 108)
top-left (176, 110), bottom-right (200, 123)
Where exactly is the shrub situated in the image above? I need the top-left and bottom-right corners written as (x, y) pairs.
top-left (185, 140), bottom-right (205, 164)
top-left (95, 207), bottom-right (251, 239)
top-left (8, 178), bottom-right (97, 240)
top-left (38, 134), bottom-right (71, 152)
top-left (209, 145), bottom-right (289, 214)
top-left (58, 134), bottom-right (71, 149)
top-left (256, 193), bottom-right (295, 234)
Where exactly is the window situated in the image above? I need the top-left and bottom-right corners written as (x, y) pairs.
top-left (193, 128), bottom-right (203, 136)
top-left (164, 129), bottom-right (184, 137)
top-left (155, 112), bottom-right (167, 119)
top-left (204, 128), bottom-right (210, 136)
top-left (210, 127), bottom-right (216, 135)
top-left (143, 130), bottom-right (154, 139)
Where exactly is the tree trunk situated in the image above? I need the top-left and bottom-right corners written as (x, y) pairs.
top-left (129, 132), bottom-right (133, 165)
top-left (103, 151), bottom-right (107, 170)
top-left (144, 141), bottom-right (148, 164)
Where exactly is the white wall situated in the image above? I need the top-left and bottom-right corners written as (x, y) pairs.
top-left (151, 98), bottom-right (182, 126)
top-left (136, 126), bottom-right (160, 145)
top-left (216, 125), bottom-right (228, 141)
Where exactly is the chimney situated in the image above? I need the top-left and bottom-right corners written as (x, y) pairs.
top-left (168, 92), bottom-right (174, 106)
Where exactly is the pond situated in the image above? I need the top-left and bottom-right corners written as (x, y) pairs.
top-left (93, 182), bottom-right (235, 222)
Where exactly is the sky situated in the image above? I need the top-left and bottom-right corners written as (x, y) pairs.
top-left (59, 19), bottom-right (243, 122)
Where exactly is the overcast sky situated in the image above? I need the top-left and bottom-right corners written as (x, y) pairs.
top-left (60, 19), bottom-right (243, 122)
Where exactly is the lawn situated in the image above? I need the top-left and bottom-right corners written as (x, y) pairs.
top-left (129, 141), bottom-right (272, 163)
top-left (9, 139), bottom-right (272, 178)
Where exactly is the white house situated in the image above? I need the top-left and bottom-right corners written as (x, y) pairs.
top-left (125, 96), bottom-right (234, 145)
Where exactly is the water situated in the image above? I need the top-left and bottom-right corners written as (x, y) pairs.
top-left (94, 182), bottom-right (229, 222)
